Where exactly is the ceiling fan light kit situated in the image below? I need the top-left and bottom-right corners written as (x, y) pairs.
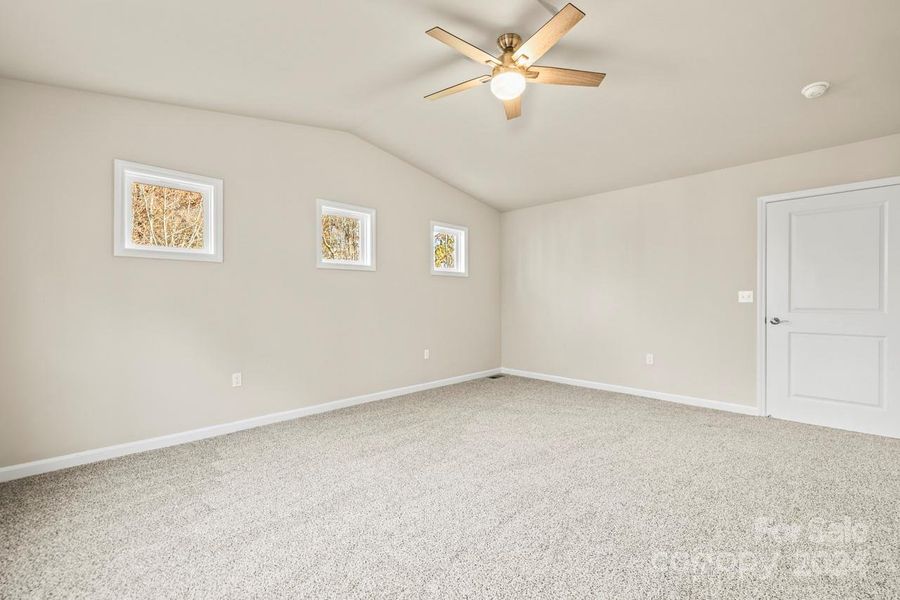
top-left (490, 70), bottom-right (527, 100)
top-left (424, 3), bottom-right (605, 120)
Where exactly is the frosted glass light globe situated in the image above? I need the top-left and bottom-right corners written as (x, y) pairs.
top-left (490, 71), bottom-right (526, 100)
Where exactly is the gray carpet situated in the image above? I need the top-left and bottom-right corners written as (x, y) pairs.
top-left (1, 376), bottom-right (898, 599)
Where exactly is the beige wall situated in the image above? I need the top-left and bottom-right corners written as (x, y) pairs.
top-left (502, 134), bottom-right (900, 407)
top-left (4, 76), bottom-right (899, 468)
top-left (0, 79), bottom-right (500, 466)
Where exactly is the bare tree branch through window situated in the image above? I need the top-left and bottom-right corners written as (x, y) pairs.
top-left (321, 214), bottom-right (361, 261)
top-left (131, 182), bottom-right (204, 249)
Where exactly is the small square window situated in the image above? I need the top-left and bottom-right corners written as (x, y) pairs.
top-left (114, 160), bottom-right (223, 262)
top-left (317, 199), bottom-right (376, 270)
top-left (431, 222), bottom-right (468, 277)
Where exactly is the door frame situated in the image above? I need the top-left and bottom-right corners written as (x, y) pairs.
top-left (755, 176), bottom-right (900, 417)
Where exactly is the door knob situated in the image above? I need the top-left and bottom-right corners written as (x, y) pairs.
top-left (769, 317), bottom-right (789, 325)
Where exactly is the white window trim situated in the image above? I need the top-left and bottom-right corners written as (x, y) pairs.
top-left (431, 221), bottom-right (468, 277)
top-left (316, 199), bottom-right (376, 271)
top-left (113, 159), bottom-right (223, 262)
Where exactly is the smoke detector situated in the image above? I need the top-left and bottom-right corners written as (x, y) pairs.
top-left (801, 81), bottom-right (830, 99)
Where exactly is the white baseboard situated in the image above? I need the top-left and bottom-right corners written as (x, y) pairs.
top-left (0, 368), bottom-right (500, 483)
top-left (501, 368), bottom-right (760, 416)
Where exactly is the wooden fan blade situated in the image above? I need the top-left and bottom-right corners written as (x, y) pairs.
top-left (503, 96), bottom-right (522, 120)
top-left (528, 66), bottom-right (605, 86)
top-left (425, 75), bottom-right (492, 101)
top-left (513, 3), bottom-right (585, 67)
top-left (426, 27), bottom-right (501, 66)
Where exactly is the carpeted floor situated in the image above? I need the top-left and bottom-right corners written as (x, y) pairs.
top-left (1, 376), bottom-right (898, 599)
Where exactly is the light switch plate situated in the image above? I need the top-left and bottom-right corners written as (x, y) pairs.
top-left (738, 291), bottom-right (754, 303)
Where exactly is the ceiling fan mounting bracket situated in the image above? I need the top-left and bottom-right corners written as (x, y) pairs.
top-left (496, 33), bottom-right (522, 53)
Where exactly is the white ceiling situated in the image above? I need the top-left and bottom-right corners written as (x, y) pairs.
top-left (2, 0), bottom-right (899, 210)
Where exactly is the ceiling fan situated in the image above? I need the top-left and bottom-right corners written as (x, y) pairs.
top-left (424, 3), bottom-right (605, 120)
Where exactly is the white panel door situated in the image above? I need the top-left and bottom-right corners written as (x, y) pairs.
top-left (766, 182), bottom-right (900, 437)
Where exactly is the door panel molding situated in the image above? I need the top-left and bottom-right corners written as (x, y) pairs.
top-left (787, 332), bottom-right (885, 408)
top-left (788, 202), bottom-right (886, 313)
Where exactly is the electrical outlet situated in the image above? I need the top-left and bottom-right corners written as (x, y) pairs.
top-left (645, 353), bottom-right (654, 366)
top-left (423, 348), bottom-right (430, 360)
top-left (232, 372), bottom-right (242, 387)
top-left (738, 290), bottom-right (754, 303)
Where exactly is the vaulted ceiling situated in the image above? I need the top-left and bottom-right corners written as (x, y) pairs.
top-left (1, 0), bottom-right (899, 210)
